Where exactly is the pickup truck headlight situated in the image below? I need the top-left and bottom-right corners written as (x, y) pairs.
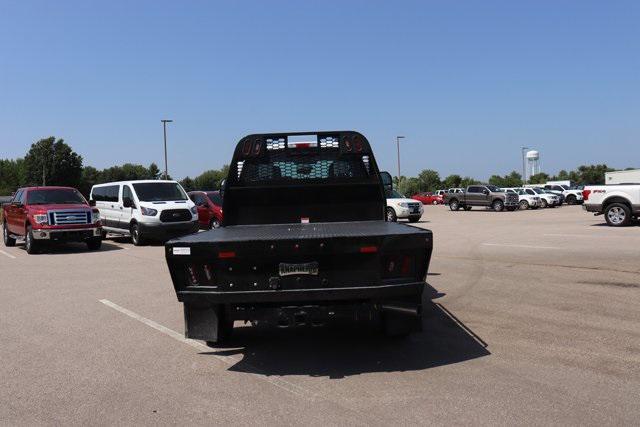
top-left (92, 211), bottom-right (100, 223)
top-left (190, 206), bottom-right (198, 215)
top-left (140, 206), bottom-right (158, 216)
top-left (33, 214), bottom-right (48, 224)
top-left (399, 202), bottom-right (409, 208)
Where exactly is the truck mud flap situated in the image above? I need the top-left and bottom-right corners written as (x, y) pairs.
top-left (184, 303), bottom-right (224, 341)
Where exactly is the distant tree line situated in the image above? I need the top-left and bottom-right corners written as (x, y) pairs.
top-left (0, 136), bottom-right (634, 197)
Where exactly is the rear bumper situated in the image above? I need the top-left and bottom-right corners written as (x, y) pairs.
top-left (32, 226), bottom-right (101, 241)
top-left (138, 221), bottom-right (199, 240)
top-left (178, 281), bottom-right (424, 305)
top-left (583, 203), bottom-right (602, 213)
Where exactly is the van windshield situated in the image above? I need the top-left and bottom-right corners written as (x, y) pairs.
top-left (132, 183), bottom-right (188, 202)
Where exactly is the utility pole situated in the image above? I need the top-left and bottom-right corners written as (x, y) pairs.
top-left (161, 119), bottom-right (173, 179)
top-left (521, 146), bottom-right (529, 185)
top-left (396, 136), bottom-right (405, 180)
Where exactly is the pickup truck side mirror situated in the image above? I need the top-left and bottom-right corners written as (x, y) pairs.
top-left (483, 189), bottom-right (489, 195)
top-left (123, 198), bottom-right (135, 209)
top-left (89, 199), bottom-right (96, 207)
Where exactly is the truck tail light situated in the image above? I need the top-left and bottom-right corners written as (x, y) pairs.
top-left (582, 190), bottom-right (591, 201)
top-left (382, 254), bottom-right (415, 278)
top-left (360, 245), bottom-right (378, 254)
top-left (218, 251), bottom-right (236, 259)
top-left (187, 265), bottom-right (199, 285)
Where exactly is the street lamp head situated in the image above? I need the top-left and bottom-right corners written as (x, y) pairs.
top-left (161, 119), bottom-right (173, 123)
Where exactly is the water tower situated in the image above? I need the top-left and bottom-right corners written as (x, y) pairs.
top-left (526, 150), bottom-right (540, 180)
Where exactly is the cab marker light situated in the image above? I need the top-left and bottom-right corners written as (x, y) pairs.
top-left (218, 251), bottom-right (236, 259)
top-left (360, 246), bottom-right (378, 254)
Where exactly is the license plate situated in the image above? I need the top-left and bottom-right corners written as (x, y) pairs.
top-left (279, 262), bottom-right (319, 276)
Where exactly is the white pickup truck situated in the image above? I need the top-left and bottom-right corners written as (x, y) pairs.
top-left (582, 184), bottom-right (640, 226)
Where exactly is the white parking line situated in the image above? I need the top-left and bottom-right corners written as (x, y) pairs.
top-left (0, 249), bottom-right (16, 259)
top-left (98, 299), bottom-right (316, 400)
top-left (482, 243), bottom-right (560, 250)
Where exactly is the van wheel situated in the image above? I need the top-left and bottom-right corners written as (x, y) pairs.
top-left (86, 238), bottom-right (102, 250)
top-left (540, 199), bottom-right (548, 208)
top-left (449, 200), bottom-right (460, 211)
top-left (25, 226), bottom-right (39, 254)
top-left (519, 200), bottom-right (529, 210)
top-left (605, 203), bottom-right (631, 227)
top-left (130, 223), bottom-right (145, 246)
top-left (492, 200), bottom-right (504, 212)
top-left (386, 207), bottom-right (397, 222)
top-left (3, 222), bottom-right (15, 247)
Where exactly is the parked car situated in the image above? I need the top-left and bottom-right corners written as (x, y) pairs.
top-left (435, 190), bottom-right (446, 197)
top-left (387, 189), bottom-right (424, 222)
top-left (522, 187), bottom-right (560, 208)
top-left (503, 188), bottom-right (541, 210)
top-left (2, 186), bottom-right (102, 254)
top-left (164, 131), bottom-right (433, 345)
top-left (582, 184), bottom-right (640, 226)
top-left (90, 180), bottom-right (198, 245)
top-left (543, 184), bottom-right (583, 205)
top-left (443, 185), bottom-right (519, 212)
top-left (411, 192), bottom-right (443, 205)
top-left (188, 190), bottom-right (224, 229)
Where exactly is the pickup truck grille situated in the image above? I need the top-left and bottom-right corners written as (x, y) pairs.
top-left (160, 209), bottom-right (192, 223)
top-left (49, 210), bottom-right (91, 225)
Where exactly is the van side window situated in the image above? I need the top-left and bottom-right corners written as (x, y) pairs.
top-left (123, 186), bottom-right (133, 203)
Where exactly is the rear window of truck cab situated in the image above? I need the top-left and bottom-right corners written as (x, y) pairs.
top-left (27, 189), bottom-right (86, 205)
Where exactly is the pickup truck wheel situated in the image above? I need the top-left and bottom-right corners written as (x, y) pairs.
top-left (386, 207), bottom-right (397, 222)
top-left (605, 203), bottom-right (631, 227)
top-left (540, 199), bottom-right (548, 208)
top-left (492, 200), bottom-right (504, 212)
top-left (519, 200), bottom-right (529, 210)
top-left (86, 237), bottom-right (102, 250)
top-left (449, 200), bottom-right (460, 211)
top-left (3, 222), bottom-right (16, 247)
top-left (25, 226), bottom-right (39, 254)
top-left (130, 223), bottom-right (145, 246)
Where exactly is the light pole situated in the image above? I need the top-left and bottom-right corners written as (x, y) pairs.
top-left (161, 119), bottom-right (173, 179)
top-left (521, 146), bottom-right (529, 185)
top-left (396, 136), bottom-right (405, 180)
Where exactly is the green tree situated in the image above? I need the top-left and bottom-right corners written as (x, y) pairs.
top-left (192, 165), bottom-right (229, 190)
top-left (460, 176), bottom-right (480, 188)
top-left (416, 169), bottom-right (441, 192)
top-left (528, 172), bottom-right (550, 184)
top-left (78, 166), bottom-right (101, 197)
top-left (576, 164), bottom-right (614, 185)
top-left (442, 174), bottom-right (462, 189)
top-left (148, 163), bottom-right (161, 179)
top-left (488, 171), bottom-right (522, 188)
top-left (23, 137), bottom-right (83, 187)
top-left (397, 177), bottom-right (421, 196)
top-left (180, 176), bottom-right (195, 192)
top-left (0, 158), bottom-right (26, 194)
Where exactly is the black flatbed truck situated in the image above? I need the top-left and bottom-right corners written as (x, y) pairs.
top-left (165, 131), bottom-right (433, 344)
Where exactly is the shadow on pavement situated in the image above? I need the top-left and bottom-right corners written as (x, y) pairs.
top-left (18, 241), bottom-right (125, 254)
top-left (203, 284), bottom-right (490, 378)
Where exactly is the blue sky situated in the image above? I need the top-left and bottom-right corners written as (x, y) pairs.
top-left (1, 0), bottom-right (638, 180)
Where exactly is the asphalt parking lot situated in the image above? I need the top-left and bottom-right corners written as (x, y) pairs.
top-left (1, 206), bottom-right (639, 425)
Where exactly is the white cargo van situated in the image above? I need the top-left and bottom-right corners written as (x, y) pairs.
top-left (90, 180), bottom-right (198, 245)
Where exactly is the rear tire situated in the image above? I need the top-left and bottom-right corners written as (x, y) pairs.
top-left (130, 223), bottom-right (145, 246)
top-left (86, 237), bottom-right (102, 250)
top-left (492, 200), bottom-right (504, 212)
top-left (3, 222), bottom-right (15, 247)
top-left (24, 226), bottom-right (38, 254)
top-left (209, 218), bottom-right (220, 229)
top-left (604, 203), bottom-right (631, 227)
top-left (431, 200), bottom-right (438, 205)
top-left (449, 200), bottom-right (460, 211)
top-left (386, 207), bottom-right (397, 222)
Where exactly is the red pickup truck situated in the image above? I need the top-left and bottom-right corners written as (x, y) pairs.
top-left (2, 186), bottom-right (103, 254)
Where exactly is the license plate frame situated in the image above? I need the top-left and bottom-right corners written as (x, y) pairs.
top-left (279, 262), bottom-right (319, 277)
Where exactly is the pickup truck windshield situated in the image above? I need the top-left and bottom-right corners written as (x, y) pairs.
top-left (133, 183), bottom-right (188, 202)
top-left (27, 189), bottom-right (86, 205)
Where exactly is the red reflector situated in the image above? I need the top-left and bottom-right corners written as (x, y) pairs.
top-left (360, 246), bottom-right (378, 253)
top-left (294, 143), bottom-right (311, 148)
top-left (218, 251), bottom-right (236, 259)
top-left (401, 256), bottom-right (412, 275)
top-left (582, 189), bottom-right (591, 201)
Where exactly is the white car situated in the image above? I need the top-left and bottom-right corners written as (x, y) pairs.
top-left (503, 188), bottom-right (541, 210)
top-left (386, 189), bottom-right (424, 223)
top-left (523, 187), bottom-right (560, 208)
top-left (543, 184), bottom-right (584, 205)
top-left (90, 180), bottom-right (199, 245)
